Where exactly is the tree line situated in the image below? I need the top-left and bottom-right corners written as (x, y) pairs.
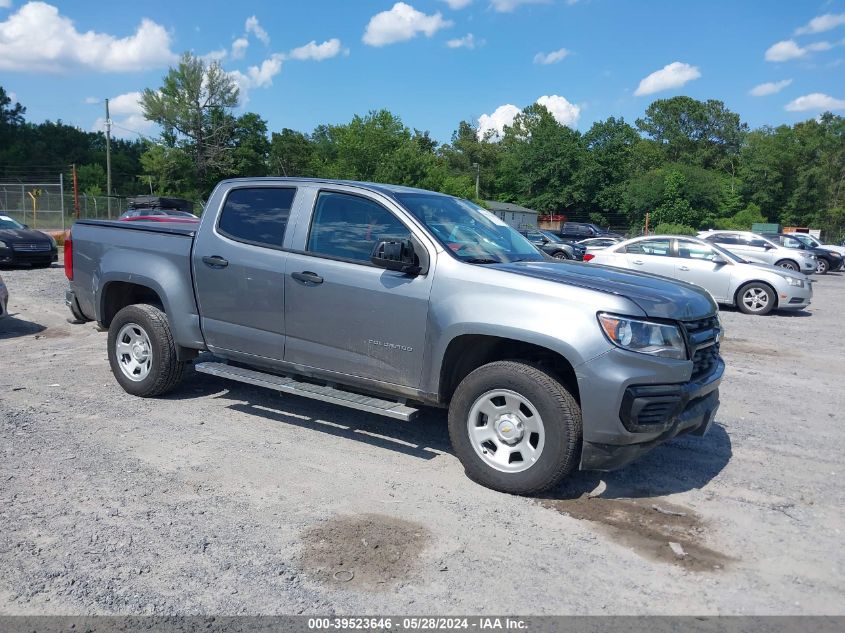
top-left (2, 52), bottom-right (844, 239)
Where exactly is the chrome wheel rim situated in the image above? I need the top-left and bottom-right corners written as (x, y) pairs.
top-left (115, 322), bottom-right (153, 382)
top-left (816, 259), bottom-right (827, 273)
top-left (553, 252), bottom-right (567, 259)
top-left (467, 389), bottom-right (545, 473)
top-left (742, 287), bottom-right (769, 312)
top-left (779, 261), bottom-right (798, 271)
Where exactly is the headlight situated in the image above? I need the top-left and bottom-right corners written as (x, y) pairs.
top-left (0, 240), bottom-right (7, 248)
top-left (597, 313), bottom-right (687, 360)
top-left (785, 277), bottom-right (804, 287)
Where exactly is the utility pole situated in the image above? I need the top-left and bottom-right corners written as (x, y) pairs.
top-left (105, 98), bottom-right (112, 219)
top-left (72, 164), bottom-right (80, 219)
top-left (473, 162), bottom-right (480, 200)
top-left (644, 212), bottom-right (650, 236)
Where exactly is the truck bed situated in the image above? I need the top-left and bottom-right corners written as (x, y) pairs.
top-left (69, 219), bottom-right (205, 350)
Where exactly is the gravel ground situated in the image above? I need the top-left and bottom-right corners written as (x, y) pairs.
top-left (0, 262), bottom-right (843, 615)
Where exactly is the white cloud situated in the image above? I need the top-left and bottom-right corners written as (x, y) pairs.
top-left (231, 37), bottom-right (249, 60)
top-left (477, 95), bottom-right (580, 139)
top-left (477, 104), bottom-right (520, 139)
top-left (765, 39), bottom-right (806, 61)
top-left (245, 15), bottom-right (269, 45)
top-left (784, 92), bottom-right (845, 112)
top-left (201, 48), bottom-right (227, 62)
top-left (83, 96), bottom-right (99, 104)
top-left (0, 0), bottom-right (12, 9)
top-left (806, 40), bottom-right (833, 52)
top-left (765, 38), bottom-right (839, 61)
top-left (536, 94), bottom-right (580, 127)
top-left (228, 53), bottom-right (284, 103)
top-left (447, 33), bottom-right (478, 49)
top-left (490, 0), bottom-right (549, 12)
top-left (288, 38), bottom-right (344, 61)
top-left (8, 90), bottom-right (16, 101)
top-left (749, 79), bottom-right (792, 96)
top-left (533, 48), bottom-right (570, 65)
top-left (634, 61), bottom-right (701, 96)
top-left (795, 13), bottom-right (845, 35)
top-left (363, 2), bottom-right (452, 47)
top-left (0, 2), bottom-right (177, 72)
top-left (441, 0), bottom-right (472, 8)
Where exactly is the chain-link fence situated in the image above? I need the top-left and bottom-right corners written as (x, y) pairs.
top-left (0, 178), bottom-right (128, 231)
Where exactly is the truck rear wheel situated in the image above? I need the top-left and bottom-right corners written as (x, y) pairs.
top-left (448, 361), bottom-right (582, 495)
top-left (108, 304), bottom-right (184, 397)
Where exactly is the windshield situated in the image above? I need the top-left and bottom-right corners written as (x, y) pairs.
top-left (394, 194), bottom-right (544, 264)
top-left (539, 229), bottom-right (563, 242)
top-left (0, 215), bottom-right (25, 230)
top-left (791, 234), bottom-right (819, 248)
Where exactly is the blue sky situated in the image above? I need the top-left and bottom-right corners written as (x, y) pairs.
top-left (2, 0), bottom-right (845, 142)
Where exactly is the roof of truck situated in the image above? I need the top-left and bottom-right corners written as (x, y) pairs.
top-left (217, 177), bottom-right (449, 198)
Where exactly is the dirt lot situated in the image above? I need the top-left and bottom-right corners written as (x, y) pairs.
top-left (1, 263), bottom-right (843, 615)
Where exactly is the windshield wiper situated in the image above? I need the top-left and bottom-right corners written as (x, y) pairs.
top-left (464, 257), bottom-right (501, 264)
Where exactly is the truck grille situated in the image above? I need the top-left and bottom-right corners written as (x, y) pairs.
top-left (11, 242), bottom-right (51, 252)
top-left (682, 316), bottom-right (721, 380)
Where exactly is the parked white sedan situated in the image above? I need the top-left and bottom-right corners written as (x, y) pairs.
top-left (585, 235), bottom-right (812, 315)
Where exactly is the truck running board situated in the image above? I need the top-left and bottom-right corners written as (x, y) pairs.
top-left (194, 362), bottom-right (419, 421)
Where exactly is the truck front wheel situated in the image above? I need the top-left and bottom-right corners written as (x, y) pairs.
top-left (108, 304), bottom-right (185, 397)
top-left (448, 361), bottom-right (582, 495)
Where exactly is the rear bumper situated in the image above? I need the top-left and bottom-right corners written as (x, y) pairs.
top-left (578, 349), bottom-right (724, 472)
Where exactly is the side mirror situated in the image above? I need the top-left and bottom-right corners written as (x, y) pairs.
top-left (371, 239), bottom-right (421, 275)
top-left (22, 224), bottom-right (29, 229)
top-left (763, 243), bottom-right (775, 250)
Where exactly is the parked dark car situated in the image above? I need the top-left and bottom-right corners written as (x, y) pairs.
top-left (519, 228), bottom-right (586, 260)
top-left (762, 233), bottom-right (843, 274)
top-left (557, 222), bottom-right (623, 241)
top-left (0, 215), bottom-right (58, 268)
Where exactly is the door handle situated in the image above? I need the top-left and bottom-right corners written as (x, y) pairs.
top-left (202, 255), bottom-right (229, 268)
top-left (291, 271), bottom-right (324, 285)
top-left (632, 259), bottom-right (644, 265)
top-left (679, 265), bottom-right (690, 271)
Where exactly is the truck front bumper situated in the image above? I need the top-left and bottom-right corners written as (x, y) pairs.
top-left (576, 347), bottom-right (724, 472)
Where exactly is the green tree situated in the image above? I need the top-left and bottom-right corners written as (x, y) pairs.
top-left (636, 97), bottom-right (747, 172)
top-left (227, 112), bottom-right (270, 177)
top-left (497, 103), bottom-right (584, 214)
top-left (141, 52), bottom-right (240, 192)
top-left (579, 116), bottom-right (639, 211)
top-left (269, 128), bottom-right (315, 177)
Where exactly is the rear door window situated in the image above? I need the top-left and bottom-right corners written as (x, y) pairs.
top-left (625, 238), bottom-right (672, 256)
top-left (217, 187), bottom-right (296, 249)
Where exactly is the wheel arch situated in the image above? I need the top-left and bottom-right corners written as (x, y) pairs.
top-left (438, 333), bottom-right (580, 406)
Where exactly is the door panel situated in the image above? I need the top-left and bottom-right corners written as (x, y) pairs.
top-left (192, 186), bottom-right (296, 360)
top-left (623, 238), bottom-right (675, 277)
top-left (675, 240), bottom-right (731, 300)
top-left (283, 191), bottom-right (432, 387)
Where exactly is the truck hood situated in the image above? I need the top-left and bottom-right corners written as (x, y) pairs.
top-left (491, 260), bottom-right (717, 320)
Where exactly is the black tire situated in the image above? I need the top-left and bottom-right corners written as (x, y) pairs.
top-left (816, 258), bottom-right (829, 274)
top-left (775, 259), bottom-right (799, 271)
top-left (735, 282), bottom-right (776, 316)
top-left (32, 262), bottom-right (52, 269)
top-left (448, 361), bottom-right (582, 495)
top-left (107, 304), bottom-right (184, 397)
top-left (551, 250), bottom-right (570, 260)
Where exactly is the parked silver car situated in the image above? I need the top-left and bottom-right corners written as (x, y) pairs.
top-left (586, 235), bottom-right (812, 315)
top-left (697, 230), bottom-right (816, 274)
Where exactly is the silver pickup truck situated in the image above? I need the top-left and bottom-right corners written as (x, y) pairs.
top-left (65, 178), bottom-right (724, 494)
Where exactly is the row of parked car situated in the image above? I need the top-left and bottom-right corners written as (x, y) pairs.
top-left (550, 228), bottom-right (844, 316)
